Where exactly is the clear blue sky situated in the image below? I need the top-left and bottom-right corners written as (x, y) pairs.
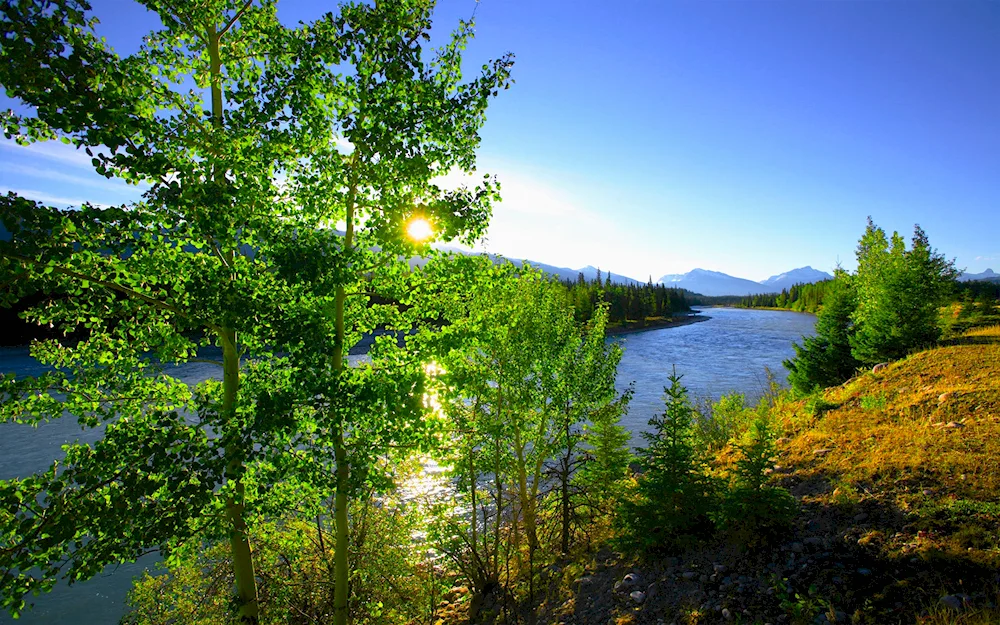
top-left (2, 0), bottom-right (998, 281)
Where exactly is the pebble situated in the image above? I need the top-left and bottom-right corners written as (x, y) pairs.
top-left (630, 590), bottom-right (646, 605)
top-left (854, 512), bottom-right (868, 522)
top-left (790, 542), bottom-right (805, 553)
top-left (813, 448), bottom-right (832, 455)
top-left (682, 571), bottom-right (698, 580)
top-left (722, 607), bottom-right (732, 620)
top-left (857, 568), bottom-right (872, 576)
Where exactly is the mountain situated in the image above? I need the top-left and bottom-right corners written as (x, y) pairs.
top-left (501, 259), bottom-right (643, 285)
top-left (760, 266), bottom-right (833, 292)
top-left (959, 268), bottom-right (1000, 283)
top-left (657, 268), bottom-right (772, 297)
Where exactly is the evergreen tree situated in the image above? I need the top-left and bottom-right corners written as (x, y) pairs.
top-left (617, 369), bottom-right (714, 551)
top-left (850, 220), bottom-right (958, 364)
top-left (784, 273), bottom-right (860, 393)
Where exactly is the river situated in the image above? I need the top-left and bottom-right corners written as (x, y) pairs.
top-left (0, 307), bottom-right (815, 624)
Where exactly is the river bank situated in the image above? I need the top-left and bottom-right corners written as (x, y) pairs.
top-left (605, 313), bottom-right (711, 337)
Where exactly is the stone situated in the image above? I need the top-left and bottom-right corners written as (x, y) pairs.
top-left (922, 489), bottom-right (935, 496)
top-left (804, 537), bottom-right (825, 548)
top-left (630, 590), bottom-right (646, 604)
top-left (722, 608), bottom-right (732, 620)
top-left (622, 572), bottom-right (641, 587)
top-left (938, 392), bottom-right (952, 403)
top-left (857, 568), bottom-right (872, 576)
top-left (872, 362), bottom-right (889, 373)
top-left (944, 421), bottom-right (964, 429)
top-left (699, 574), bottom-right (709, 583)
top-left (714, 563), bottom-right (727, 573)
top-left (682, 571), bottom-right (698, 580)
top-left (853, 512), bottom-right (868, 522)
top-left (813, 448), bottom-right (832, 456)
top-left (941, 594), bottom-right (972, 611)
top-left (790, 542), bottom-right (805, 553)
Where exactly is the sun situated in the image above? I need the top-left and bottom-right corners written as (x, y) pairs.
top-left (406, 217), bottom-right (434, 242)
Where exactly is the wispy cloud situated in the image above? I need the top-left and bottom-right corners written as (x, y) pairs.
top-left (975, 255), bottom-right (998, 262)
top-left (1, 188), bottom-right (111, 208)
top-left (3, 162), bottom-right (143, 195)
top-left (0, 140), bottom-right (97, 168)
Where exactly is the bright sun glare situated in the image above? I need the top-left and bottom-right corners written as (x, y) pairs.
top-left (406, 217), bottom-right (434, 242)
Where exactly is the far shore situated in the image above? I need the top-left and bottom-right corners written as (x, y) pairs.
top-left (605, 313), bottom-right (711, 337)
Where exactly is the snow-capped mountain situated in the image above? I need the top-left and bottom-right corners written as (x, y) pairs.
top-left (657, 269), bottom-right (772, 297)
top-left (760, 266), bottom-right (833, 292)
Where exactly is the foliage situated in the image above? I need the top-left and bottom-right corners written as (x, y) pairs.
top-left (713, 414), bottom-right (796, 543)
top-left (692, 391), bottom-right (755, 452)
top-left (433, 266), bottom-right (631, 613)
top-left (0, 0), bottom-right (512, 621)
top-left (617, 369), bottom-right (715, 552)
top-left (850, 219), bottom-right (959, 364)
top-left (784, 273), bottom-right (860, 393)
top-left (123, 499), bottom-right (432, 625)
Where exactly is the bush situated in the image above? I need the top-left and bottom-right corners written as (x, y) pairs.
top-left (713, 416), bottom-right (797, 545)
top-left (123, 500), bottom-right (434, 625)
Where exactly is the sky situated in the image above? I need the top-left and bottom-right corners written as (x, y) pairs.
top-left (2, 0), bottom-right (998, 282)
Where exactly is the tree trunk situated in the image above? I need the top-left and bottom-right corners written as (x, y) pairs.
top-left (210, 22), bottom-right (259, 624)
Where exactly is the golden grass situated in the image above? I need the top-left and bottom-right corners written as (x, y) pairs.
top-left (774, 325), bottom-right (1000, 572)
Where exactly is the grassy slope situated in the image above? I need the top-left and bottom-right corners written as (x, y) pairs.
top-left (770, 324), bottom-right (1000, 623)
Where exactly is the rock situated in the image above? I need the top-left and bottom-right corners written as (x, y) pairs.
top-left (714, 563), bottom-right (727, 574)
top-left (944, 421), bottom-right (964, 429)
top-left (922, 489), bottom-right (935, 496)
top-left (576, 576), bottom-right (594, 586)
top-left (682, 571), bottom-right (698, 580)
top-left (941, 594), bottom-right (972, 611)
top-left (854, 512), bottom-right (868, 522)
top-left (722, 607), bottom-right (732, 620)
top-left (621, 572), bottom-right (641, 588)
top-left (630, 590), bottom-right (646, 604)
top-left (804, 537), bottom-right (825, 548)
top-left (790, 542), bottom-right (805, 553)
top-left (813, 448), bottom-right (832, 456)
top-left (776, 437), bottom-right (792, 445)
top-left (938, 392), bottom-right (952, 403)
top-left (699, 574), bottom-right (710, 583)
top-left (872, 362), bottom-right (889, 373)
top-left (613, 581), bottom-right (623, 593)
top-left (857, 568), bottom-right (872, 576)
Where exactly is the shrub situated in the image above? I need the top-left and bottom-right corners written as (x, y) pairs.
top-left (713, 416), bottom-right (797, 544)
top-left (123, 500), bottom-right (433, 625)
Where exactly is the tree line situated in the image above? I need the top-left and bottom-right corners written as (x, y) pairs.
top-left (560, 269), bottom-right (692, 326)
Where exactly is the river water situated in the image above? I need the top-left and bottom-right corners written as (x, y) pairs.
top-left (0, 307), bottom-right (815, 624)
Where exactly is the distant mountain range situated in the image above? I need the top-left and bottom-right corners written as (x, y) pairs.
top-left (959, 268), bottom-right (999, 283)
top-left (656, 266), bottom-right (833, 297)
top-left (495, 258), bottom-right (835, 296)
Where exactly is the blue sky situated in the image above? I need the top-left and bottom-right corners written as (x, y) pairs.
top-left (2, 0), bottom-right (998, 281)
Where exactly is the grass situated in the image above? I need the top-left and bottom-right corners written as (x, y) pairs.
top-left (766, 324), bottom-right (1000, 621)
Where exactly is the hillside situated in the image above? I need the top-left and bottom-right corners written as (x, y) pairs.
top-left (521, 326), bottom-right (1000, 625)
